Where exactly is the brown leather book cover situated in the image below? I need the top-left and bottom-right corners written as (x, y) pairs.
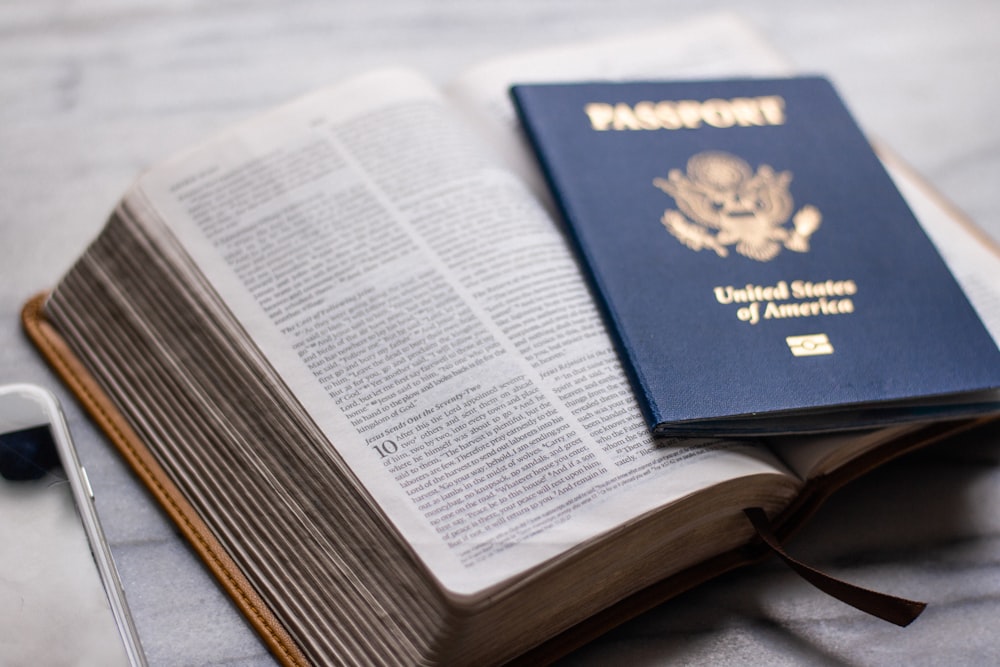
top-left (21, 293), bottom-right (310, 667)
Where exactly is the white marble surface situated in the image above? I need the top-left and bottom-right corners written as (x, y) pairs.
top-left (2, 1), bottom-right (999, 665)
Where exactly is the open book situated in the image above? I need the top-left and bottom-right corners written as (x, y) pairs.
top-left (23, 14), bottom-right (1000, 666)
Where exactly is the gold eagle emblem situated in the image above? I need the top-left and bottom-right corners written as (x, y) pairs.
top-left (653, 151), bottom-right (821, 262)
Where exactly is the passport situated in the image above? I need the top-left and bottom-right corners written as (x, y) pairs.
top-left (512, 77), bottom-right (1000, 435)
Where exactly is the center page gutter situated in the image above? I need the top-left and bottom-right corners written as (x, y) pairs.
top-left (132, 69), bottom-right (791, 597)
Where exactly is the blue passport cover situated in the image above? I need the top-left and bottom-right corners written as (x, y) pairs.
top-left (512, 77), bottom-right (1000, 436)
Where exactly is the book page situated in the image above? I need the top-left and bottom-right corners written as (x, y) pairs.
top-left (445, 12), bottom-right (793, 191)
top-left (130, 68), bottom-right (796, 596)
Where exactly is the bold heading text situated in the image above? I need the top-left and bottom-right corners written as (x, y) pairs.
top-left (584, 95), bottom-right (786, 131)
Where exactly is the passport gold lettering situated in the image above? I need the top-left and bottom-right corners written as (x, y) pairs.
top-left (737, 302), bottom-right (760, 325)
top-left (613, 103), bottom-right (641, 130)
top-left (676, 101), bottom-right (703, 128)
top-left (714, 281), bottom-right (790, 304)
top-left (790, 279), bottom-right (857, 298)
top-left (633, 101), bottom-right (661, 130)
top-left (654, 101), bottom-right (682, 129)
top-left (584, 96), bottom-right (786, 131)
top-left (763, 297), bottom-right (854, 321)
top-left (715, 278), bottom-right (857, 325)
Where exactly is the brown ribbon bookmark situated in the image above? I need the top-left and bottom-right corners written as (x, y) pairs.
top-left (743, 507), bottom-right (926, 627)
